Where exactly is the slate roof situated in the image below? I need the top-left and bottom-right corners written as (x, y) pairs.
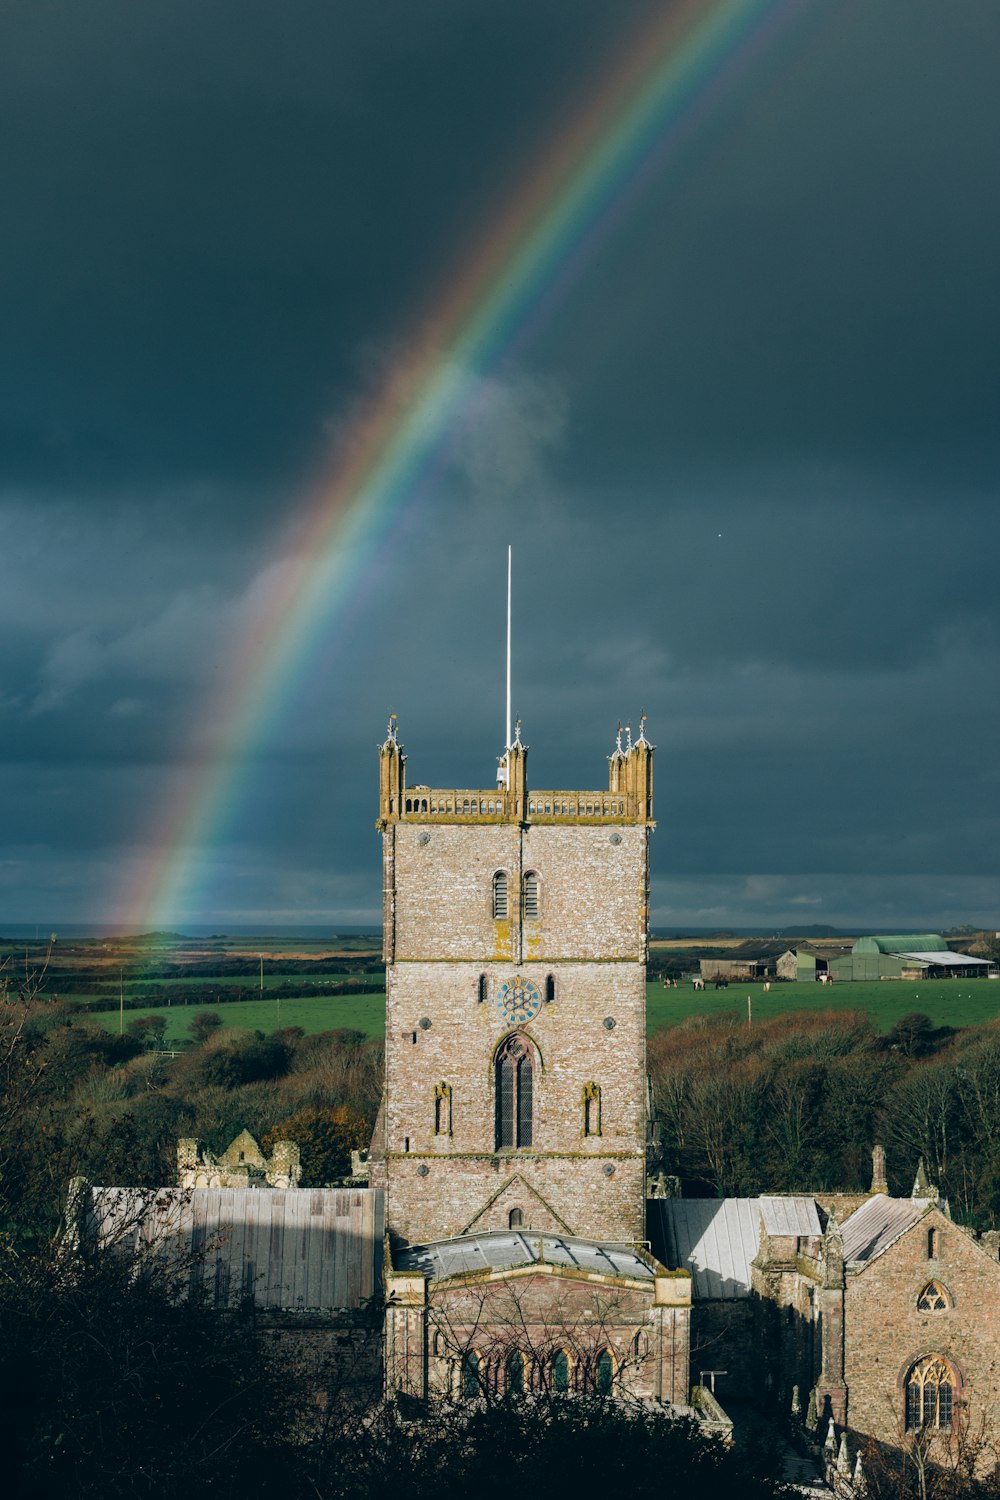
top-left (89, 1185), bottom-right (384, 1310)
top-left (395, 1230), bottom-right (656, 1284)
top-left (841, 1194), bottom-right (924, 1265)
top-left (648, 1197), bottom-right (819, 1300)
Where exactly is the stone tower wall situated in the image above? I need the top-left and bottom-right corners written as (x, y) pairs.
top-left (381, 802), bottom-right (651, 1247)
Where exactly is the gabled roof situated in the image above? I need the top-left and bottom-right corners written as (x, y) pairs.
top-left (395, 1230), bottom-right (656, 1284)
top-left (648, 1197), bottom-right (819, 1300)
top-left (895, 951), bottom-right (989, 967)
top-left (841, 1194), bottom-right (925, 1265)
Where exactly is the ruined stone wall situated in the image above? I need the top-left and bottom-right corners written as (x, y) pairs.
top-left (844, 1207), bottom-right (1000, 1449)
top-left (383, 819), bottom-right (649, 1245)
top-left (261, 1312), bottom-right (382, 1415)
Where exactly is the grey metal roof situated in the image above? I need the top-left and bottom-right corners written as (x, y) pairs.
top-left (894, 951), bottom-right (989, 967)
top-left (90, 1185), bottom-right (384, 1310)
top-left (395, 1230), bottom-right (655, 1283)
top-left (648, 1197), bottom-right (818, 1299)
top-left (841, 1194), bottom-right (923, 1265)
top-left (759, 1196), bottom-right (821, 1236)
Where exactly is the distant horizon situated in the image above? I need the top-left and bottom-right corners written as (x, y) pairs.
top-left (0, 920), bottom-right (989, 943)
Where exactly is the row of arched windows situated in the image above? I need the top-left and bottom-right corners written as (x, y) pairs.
top-left (492, 870), bottom-right (540, 920)
top-left (460, 1347), bottom-right (616, 1399)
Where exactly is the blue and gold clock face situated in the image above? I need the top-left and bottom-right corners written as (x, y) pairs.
top-left (496, 976), bottom-right (541, 1025)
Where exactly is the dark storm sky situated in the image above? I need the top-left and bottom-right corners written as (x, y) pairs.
top-left (2, 0), bottom-right (999, 931)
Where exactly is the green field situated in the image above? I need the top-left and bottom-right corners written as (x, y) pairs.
top-left (84, 976), bottom-right (1000, 1046)
top-left (86, 992), bottom-right (386, 1042)
top-left (646, 978), bottom-right (1000, 1034)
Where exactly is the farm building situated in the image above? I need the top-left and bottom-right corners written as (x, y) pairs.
top-left (699, 956), bottom-right (773, 982)
top-left (776, 948), bottom-right (829, 982)
top-left (830, 934), bottom-right (996, 982)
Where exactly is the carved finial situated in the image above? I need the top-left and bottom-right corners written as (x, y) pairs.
top-left (624, 722), bottom-right (633, 753)
top-left (385, 713), bottom-right (398, 744)
top-left (836, 1432), bottom-right (851, 1475)
top-left (513, 717), bottom-right (523, 747)
top-left (615, 722), bottom-right (624, 756)
top-left (636, 711), bottom-right (649, 745)
top-left (824, 1417), bottom-right (837, 1455)
top-left (853, 1453), bottom-right (867, 1495)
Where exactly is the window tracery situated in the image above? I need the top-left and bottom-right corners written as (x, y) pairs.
top-left (917, 1280), bottom-right (948, 1312)
top-left (906, 1355), bottom-right (955, 1430)
top-left (495, 1034), bottom-right (535, 1150)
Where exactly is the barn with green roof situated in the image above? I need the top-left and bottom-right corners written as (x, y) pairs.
top-left (830, 934), bottom-right (994, 981)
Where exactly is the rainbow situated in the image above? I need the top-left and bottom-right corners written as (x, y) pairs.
top-left (116, 0), bottom-right (816, 931)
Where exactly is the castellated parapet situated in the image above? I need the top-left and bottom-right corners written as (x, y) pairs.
top-left (374, 717), bottom-right (655, 1247)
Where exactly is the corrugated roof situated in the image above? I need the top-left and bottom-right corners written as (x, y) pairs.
top-left (895, 951), bottom-right (989, 967)
top-left (648, 1198), bottom-right (819, 1298)
top-left (841, 1194), bottom-right (923, 1265)
top-left (90, 1185), bottom-right (384, 1310)
top-left (853, 934), bottom-right (948, 955)
top-left (395, 1230), bottom-right (655, 1284)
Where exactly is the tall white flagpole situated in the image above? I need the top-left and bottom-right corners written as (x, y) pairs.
top-left (506, 545), bottom-right (512, 753)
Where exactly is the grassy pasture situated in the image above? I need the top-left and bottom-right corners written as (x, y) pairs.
top-left (85, 991), bottom-right (386, 1042)
top-left (646, 978), bottom-right (1000, 1034)
top-left (83, 976), bottom-right (1000, 1045)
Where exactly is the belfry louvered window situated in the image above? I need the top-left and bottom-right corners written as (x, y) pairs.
top-left (495, 1034), bottom-right (535, 1149)
top-left (522, 870), bottom-right (539, 919)
top-left (493, 871), bottom-right (509, 920)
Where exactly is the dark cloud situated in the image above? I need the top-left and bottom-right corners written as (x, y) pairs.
top-left (1, 0), bottom-right (998, 928)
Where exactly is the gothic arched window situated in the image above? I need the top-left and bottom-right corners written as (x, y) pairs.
top-left (462, 1351), bottom-right (482, 1399)
top-left (495, 1034), bottom-right (535, 1149)
top-left (917, 1281), bottom-right (949, 1312)
top-left (508, 1207), bottom-right (523, 1229)
top-left (906, 1355), bottom-right (955, 1429)
top-left (583, 1081), bottom-right (602, 1137)
top-left (545, 973), bottom-right (555, 1002)
top-left (522, 870), bottom-right (539, 919)
top-left (492, 871), bottom-right (509, 920)
top-left (595, 1349), bottom-right (614, 1396)
top-left (551, 1350), bottom-right (570, 1393)
top-left (506, 1350), bottom-right (525, 1396)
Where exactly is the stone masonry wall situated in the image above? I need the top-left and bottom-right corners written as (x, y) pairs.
top-left (383, 818), bottom-right (648, 1245)
top-left (844, 1206), bottom-right (1000, 1449)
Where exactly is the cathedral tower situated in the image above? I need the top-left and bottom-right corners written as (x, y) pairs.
top-left (375, 715), bottom-right (654, 1247)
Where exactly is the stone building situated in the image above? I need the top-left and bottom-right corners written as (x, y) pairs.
top-left (652, 1153), bottom-right (1000, 1463)
top-left (177, 1129), bottom-right (301, 1189)
top-left (372, 715), bottom-right (694, 1403)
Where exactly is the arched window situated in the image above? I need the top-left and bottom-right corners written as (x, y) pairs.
top-left (493, 871), bottom-right (509, 920)
top-left (508, 1207), bottom-right (524, 1229)
top-left (551, 1349), bottom-right (570, 1394)
top-left (917, 1281), bottom-right (949, 1312)
top-left (522, 871), bottom-right (539, 919)
top-left (583, 1082), bottom-right (602, 1138)
top-left (928, 1228), bottom-right (940, 1259)
top-left (462, 1351), bottom-right (482, 1399)
top-left (495, 1035), bottom-right (535, 1149)
top-left (595, 1349), bottom-right (614, 1396)
top-left (506, 1350), bottom-right (525, 1396)
top-left (478, 973), bottom-right (488, 1003)
top-left (906, 1355), bottom-right (955, 1429)
top-left (434, 1082), bottom-right (452, 1136)
top-left (545, 974), bottom-right (555, 1002)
